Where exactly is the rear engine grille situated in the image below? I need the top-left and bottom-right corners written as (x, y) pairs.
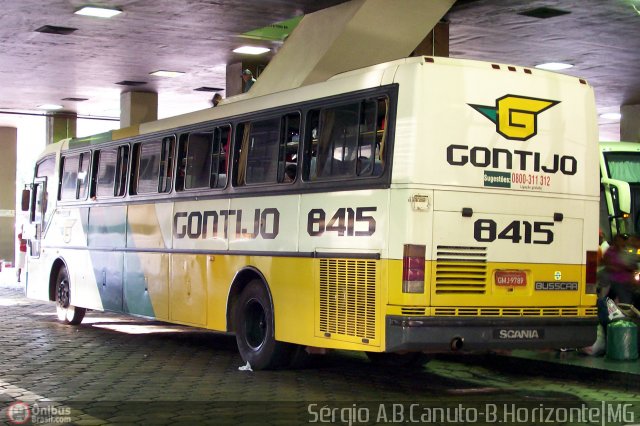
top-left (401, 307), bottom-right (426, 316)
top-left (319, 259), bottom-right (376, 340)
top-left (435, 246), bottom-right (487, 294)
top-left (434, 307), bottom-right (583, 317)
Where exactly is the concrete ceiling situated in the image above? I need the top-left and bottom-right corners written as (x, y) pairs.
top-left (0, 0), bottom-right (638, 140)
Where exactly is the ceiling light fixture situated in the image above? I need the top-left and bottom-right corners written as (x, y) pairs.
top-left (37, 104), bottom-right (63, 110)
top-left (75, 6), bottom-right (122, 18)
top-left (534, 62), bottom-right (574, 71)
top-left (233, 46), bottom-right (270, 55)
top-left (150, 70), bottom-right (185, 78)
top-left (600, 112), bottom-right (622, 121)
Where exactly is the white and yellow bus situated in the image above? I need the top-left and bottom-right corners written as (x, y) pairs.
top-left (23, 56), bottom-right (599, 369)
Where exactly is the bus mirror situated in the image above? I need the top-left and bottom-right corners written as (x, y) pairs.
top-left (21, 189), bottom-right (30, 212)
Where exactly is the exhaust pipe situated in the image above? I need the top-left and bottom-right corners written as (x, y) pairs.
top-left (450, 337), bottom-right (464, 351)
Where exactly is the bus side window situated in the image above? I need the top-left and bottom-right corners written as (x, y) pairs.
top-left (95, 148), bottom-right (118, 199)
top-left (131, 137), bottom-right (174, 195)
top-left (184, 131), bottom-right (214, 189)
top-left (60, 152), bottom-right (90, 200)
top-left (305, 96), bottom-right (387, 181)
top-left (235, 118), bottom-right (275, 186)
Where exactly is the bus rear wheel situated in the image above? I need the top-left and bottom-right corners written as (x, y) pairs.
top-left (234, 280), bottom-right (292, 370)
top-left (55, 267), bottom-right (86, 325)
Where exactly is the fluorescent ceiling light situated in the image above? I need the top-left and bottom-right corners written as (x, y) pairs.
top-left (534, 62), bottom-right (574, 71)
top-left (149, 70), bottom-right (185, 78)
top-left (37, 104), bottom-right (63, 110)
top-left (600, 112), bottom-right (622, 120)
top-left (75, 6), bottom-right (122, 18)
top-left (233, 46), bottom-right (270, 55)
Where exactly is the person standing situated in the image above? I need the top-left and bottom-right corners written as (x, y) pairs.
top-left (16, 227), bottom-right (27, 282)
top-left (241, 69), bottom-right (256, 93)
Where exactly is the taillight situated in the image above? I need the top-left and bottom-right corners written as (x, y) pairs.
top-left (402, 244), bottom-right (425, 293)
top-left (585, 250), bottom-right (597, 294)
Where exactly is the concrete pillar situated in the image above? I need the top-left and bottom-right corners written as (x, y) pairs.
top-left (621, 104), bottom-right (640, 142)
top-left (46, 112), bottom-right (77, 144)
top-left (120, 91), bottom-right (158, 128)
top-left (226, 61), bottom-right (268, 97)
top-left (0, 127), bottom-right (17, 264)
top-left (411, 20), bottom-right (449, 57)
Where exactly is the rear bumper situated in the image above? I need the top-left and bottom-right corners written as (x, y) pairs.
top-left (385, 315), bottom-right (597, 352)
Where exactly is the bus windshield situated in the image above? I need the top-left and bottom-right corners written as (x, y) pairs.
top-left (604, 152), bottom-right (640, 182)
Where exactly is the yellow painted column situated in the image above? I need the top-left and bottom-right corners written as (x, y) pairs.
top-left (46, 112), bottom-right (76, 144)
top-left (0, 127), bottom-right (17, 264)
top-left (621, 105), bottom-right (640, 142)
top-left (120, 91), bottom-right (158, 128)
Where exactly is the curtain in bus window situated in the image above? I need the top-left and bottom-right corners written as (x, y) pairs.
top-left (357, 100), bottom-right (377, 176)
top-left (115, 146), bottom-right (129, 196)
top-left (212, 126), bottom-right (231, 188)
top-left (606, 154), bottom-right (640, 183)
top-left (245, 118), bottom-right (280, 185)
top-left (60, 154), bottom-right (80, 200)
top-left (137, 142), bottom-right (162, 194)
top-left (236, 123), bottom-right (250, 185)
top-left (158, 137), bottom-right (175, 193)
top-left (77, 152), bottom-right (90, 200)
top-left (185, 132), bottom-right (213, 189)
top-left (279, 114), bottom-right (300, 183)
top-left (377, 98), bottom-right (389, 175)
top-left (96, 149), bottom-right (118, 197)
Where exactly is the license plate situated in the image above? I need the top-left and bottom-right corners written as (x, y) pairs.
top-left (495, 270), bottom-right (527, 286)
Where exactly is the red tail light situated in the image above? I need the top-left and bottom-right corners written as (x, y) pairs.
top-left (403, 244), bottom-right (425, 293)
top-left (585, 250), bottom-right (597, 294)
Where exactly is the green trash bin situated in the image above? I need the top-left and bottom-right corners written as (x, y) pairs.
top-left (606, 320), bottom-right (639, 361)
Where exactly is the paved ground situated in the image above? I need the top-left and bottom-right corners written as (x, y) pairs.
top-left (1, 268), bottom-right (640, 425)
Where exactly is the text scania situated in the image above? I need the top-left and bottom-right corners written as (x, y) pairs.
top-left (447, 144), bottom-right (577, 175)
top-left (174, 208), bottom-right (279, 240)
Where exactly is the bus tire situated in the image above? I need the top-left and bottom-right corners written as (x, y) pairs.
top-left (55, 267), bottom-right (86, 325)
top-left (366, 352), bottom-right (429, 368)
top-left (234, 280), bottom-right (292, 370)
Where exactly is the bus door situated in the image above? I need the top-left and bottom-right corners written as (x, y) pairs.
top-left (27, 177), bottom-right (48, 258)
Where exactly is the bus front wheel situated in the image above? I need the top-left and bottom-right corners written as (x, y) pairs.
top-left (234, 280), bottom-right (292, 370)
top-left (55, 267), bottom-right (86, 325)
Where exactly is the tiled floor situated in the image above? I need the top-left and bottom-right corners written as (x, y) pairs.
top-left (1, 275), bottom-right (639, 425)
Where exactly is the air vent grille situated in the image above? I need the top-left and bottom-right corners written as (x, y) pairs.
top-left (434, 307), bottom-right (583, 317)
top-left (319, 259), bottom-right (376, 340)
top-left (435, 246), bottom-right (487, 294)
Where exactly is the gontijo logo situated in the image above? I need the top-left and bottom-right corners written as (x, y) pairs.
top-left (469, 95), bottom-right (560, 141)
